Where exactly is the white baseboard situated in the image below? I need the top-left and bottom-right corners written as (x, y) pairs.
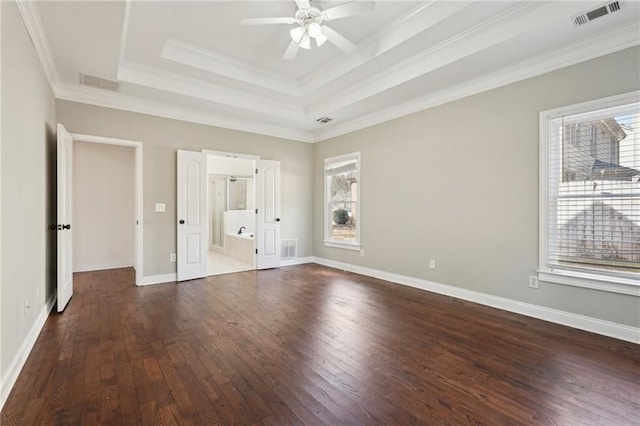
top-left (140, 273), bottom-right (177, 286)
top-left (74, 262), bottom-right (134, 273)
top-left (312, 257), bottom-right (640, 344)
top-left (0, 293), bottom-right (56, 411)
top-left (280, 256), bottom-right (314, 267)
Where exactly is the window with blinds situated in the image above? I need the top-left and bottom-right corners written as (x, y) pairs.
top-left (542, 93), bottom-right (640, 285)
top-left (324, 152), bottom-right (360, 249)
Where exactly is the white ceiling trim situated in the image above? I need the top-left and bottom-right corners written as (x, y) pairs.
top-left (313, 22), bottom-right (640, 142)
top-left (159, 2), bottom-right (460, 102)
top-left (161, 39), bottom-right (302, 97)
top-left (300, 0), bottom-right (471, 96)
top-left (15, 0), bottom-right (60, 89)
top-left (117, 0), bottom-right (131, 68)
top-left (15, 0), bottom-right (314, 142)
top-left (55, 82), bottom-right (315, 143)
top-left (307, 1), bottom-right (561, 116)
top-left (117, 61), bottom-right (307, 122)
top-left (16, 0), bottom-right (640, 145)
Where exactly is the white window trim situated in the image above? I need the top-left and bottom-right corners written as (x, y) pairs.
top-left (324, 152), bottom-right (361, 250)
top-left (539, 90), bottom-right (640, 296)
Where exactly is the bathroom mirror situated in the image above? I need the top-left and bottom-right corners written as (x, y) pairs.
top-left (228, 178), bottom-right (254, 211)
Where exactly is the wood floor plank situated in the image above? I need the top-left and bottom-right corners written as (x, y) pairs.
top-left (1, 264), bottom-right (639, 425)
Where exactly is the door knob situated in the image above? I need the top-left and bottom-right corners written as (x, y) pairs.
top-left (179, 220), bottom-right (185, 224)
top-left (275, 218), bottom-right (281, 222)
top-left (63, 224), bottom-right (71, 230)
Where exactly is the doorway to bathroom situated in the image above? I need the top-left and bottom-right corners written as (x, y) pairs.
top-left (207, 153), bottom-right (256, 276)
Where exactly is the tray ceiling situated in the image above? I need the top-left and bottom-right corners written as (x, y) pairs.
top-left (23, 0), bottom-right (640, 142)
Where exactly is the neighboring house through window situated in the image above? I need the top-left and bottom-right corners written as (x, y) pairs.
top-left (324, 152), bottom-right (361, 250)
top-left (539, 91), bottom-right (640, 295)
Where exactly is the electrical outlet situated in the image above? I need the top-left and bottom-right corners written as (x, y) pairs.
top-left (170, 253), bottom-right (176, 262)
top-left (529, 275), bottom-right (539, 289)
top-left (360, 248), bottom-right (365, 257)
top-left (429, 259), bottom-right (436, 270)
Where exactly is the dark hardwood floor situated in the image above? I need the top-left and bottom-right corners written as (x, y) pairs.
top-left (1, 264), bottom-right (639, 425)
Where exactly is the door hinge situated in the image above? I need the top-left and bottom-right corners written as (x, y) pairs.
top-left (255, 209), bottom-right (258, 214)
top-left (255, 168), bottom-right (258, 174)
top-left (255, 249), bottom-right (258, 254)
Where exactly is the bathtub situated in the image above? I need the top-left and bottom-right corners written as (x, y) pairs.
top-left (224, 233), bottom-right (255, 265)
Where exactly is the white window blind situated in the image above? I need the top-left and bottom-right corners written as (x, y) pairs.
top-left (545, 98), bottom-right (640, 281)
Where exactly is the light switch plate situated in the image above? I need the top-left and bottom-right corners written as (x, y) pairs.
top-left (155, 203), bottom-right (166, 212)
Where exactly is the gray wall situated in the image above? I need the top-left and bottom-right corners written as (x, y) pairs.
top-left (1, 0), bottom-right (57, 384)
top-left (73, 142), bottom-right (135, 272)
top-left (56, 101), bottom-right (314, 277)
top-left (314, 46), bottom-right (640, 328)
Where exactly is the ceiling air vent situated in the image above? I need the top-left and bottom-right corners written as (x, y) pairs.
top-left (79, 73), bottom-right (120, 92)
top-left (573, 1), bottom-right (624, 26)
top-left (316, 117), bottom-right (333, 124)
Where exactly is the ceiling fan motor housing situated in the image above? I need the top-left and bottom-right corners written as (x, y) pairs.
top-left (294, 7), bottom-right (324, 26)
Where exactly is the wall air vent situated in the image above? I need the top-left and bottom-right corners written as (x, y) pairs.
top-left (316, 117), bottom-right (334, 124)
top-left (281, 239), bottom-right (297, 260)
top-left (79, 73), bottom-right (120, 92)
top-left (573, 1), bottom-right (624, 26)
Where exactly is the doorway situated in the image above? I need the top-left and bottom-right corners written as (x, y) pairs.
top-left (207, 154), bottom-right (256, 276)
top-left (73, 142), bottom-right (135, 273)
top-left (70, 133), bottom-right (143, 284)
top-left (176, 149), bottom-right (281, 281)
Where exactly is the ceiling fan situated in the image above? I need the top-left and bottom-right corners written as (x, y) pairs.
top-left (241, 0), bottom-right (375, 60)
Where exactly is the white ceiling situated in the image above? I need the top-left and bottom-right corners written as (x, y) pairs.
top-left (23, 0), bottom-right (640, 142)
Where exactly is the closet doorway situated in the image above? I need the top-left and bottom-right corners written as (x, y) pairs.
top-left (71, 133), bottom-right (143, 284)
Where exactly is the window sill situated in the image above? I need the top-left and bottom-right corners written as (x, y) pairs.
top-left (538, 269), bottom-right (640, 296)
top-left (323, 241), bottom-right (361, 251)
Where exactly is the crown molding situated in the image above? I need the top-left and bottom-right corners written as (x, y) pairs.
top-left (15, 0), bottom-right (60, 89)
top-left (301, 0), bottom-right (471, 97)
top-left (313, 22), bottom-right (640, 142)
top-left (55, 83), bottom-right (315, 143)
top-left (162, 39), bottom-right (302, 97)
top-left (308, 1), bottom-right (560, 117)
top-left (117, 61), bottom-right (307, 122)
top-left (118, 0), bottom-right (131, 67)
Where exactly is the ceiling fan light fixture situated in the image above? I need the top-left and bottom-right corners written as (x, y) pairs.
top-left (300, 32), bottom-right (311, 50)
top-left (290, 26), bottom-right (305, 43)
top-left (307, 22), bottom-right (322, 38)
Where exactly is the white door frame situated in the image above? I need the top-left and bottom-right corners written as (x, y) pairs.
top-left (202, 149), bottom-right (259, 161)
top-left (71, 133), bottom-right (144, 285)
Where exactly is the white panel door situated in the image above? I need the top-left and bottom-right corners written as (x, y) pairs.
top-left (256, 159), bottom-right (281, 270)
top-left (177, 150), bottom-right (208, 281)
top-left (57, 124), bottom-right (73, 312)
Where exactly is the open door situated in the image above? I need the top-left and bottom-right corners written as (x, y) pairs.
top-left (177, 150), bottom-right (208, 281)
top-left (57, 124), bottom-right (73, 312)
top-left (255, 159), bottom-right (281, 269)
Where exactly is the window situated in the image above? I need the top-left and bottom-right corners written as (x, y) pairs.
top-left (540, 91), bottom-right (640, 295)
top-left (324, 152), bottom-right (360, 250)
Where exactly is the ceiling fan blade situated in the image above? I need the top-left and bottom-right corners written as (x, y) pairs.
top-left (241, 17), bottom-right (296, 26)
top-left (321, 26), bottom-right (356, 53)
top-left (322, 1), bottom-right (375, 21)
top-left (283, 40), bottom-right (301, 60)
top-left (295, 0), bottom-right (311, 10)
